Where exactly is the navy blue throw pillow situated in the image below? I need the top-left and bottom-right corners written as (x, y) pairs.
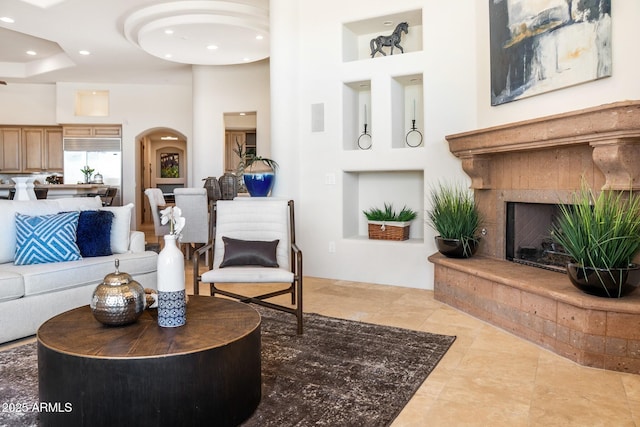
top-left (76, 210), bottom-right (114, 257)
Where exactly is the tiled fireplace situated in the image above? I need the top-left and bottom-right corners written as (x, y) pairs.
top-left (430, 101), bottom-right (640, 374)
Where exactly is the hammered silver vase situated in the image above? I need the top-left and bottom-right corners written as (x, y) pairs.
top-left (90, 259), bottom-right (146, 326)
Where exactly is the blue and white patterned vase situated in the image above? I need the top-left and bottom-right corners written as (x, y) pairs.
top-left (157, 234), bottom-right (186, 327)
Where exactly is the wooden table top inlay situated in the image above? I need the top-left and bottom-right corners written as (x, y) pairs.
top-left (37, 296), bottom-right (261, 359)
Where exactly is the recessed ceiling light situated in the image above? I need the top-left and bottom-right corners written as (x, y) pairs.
top-left (243, 57), bottom-right (250, 62)
top-left (164, 29), bottom-right (174, 35)
top-left (26, 50), bottom-right (37, 56)
top-left (164, 54), bottom-right (172, 58)
top-left (0, 17), bottom-right (15, 23)
top-left (383, 21), bottom-right (393, 26)
top-left (239, 112), bottom-right (246, 116)
top-left (160, 136), bottom-right (178, 140)
top-left (255, 35), bottom-right (263, 40)
top-left (79, 50), bottom-right (91, 56)
top-left (206, 45), bottom-right (218, 50)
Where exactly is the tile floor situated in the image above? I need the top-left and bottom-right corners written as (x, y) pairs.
top-left (192, 277), bottom-right (640, 427)
top-left (175, 237), bottom-right (640, 426)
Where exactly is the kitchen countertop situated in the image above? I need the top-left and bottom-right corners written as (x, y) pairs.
top-left (0, 184), bottom-right (109, 199)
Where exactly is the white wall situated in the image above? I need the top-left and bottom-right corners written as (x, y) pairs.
top-left (271, 0), bottom-right (478, 289)
top-left (475, 0), bottom-right (640, 127)
top-left (270, 0), bottom-right (299, 199)
top-left (275, 0), bottom-right (640, 290)
top-left (0, 83), bottom-right (57, 124)
top-left (191, 61), bottom-right (271, 188)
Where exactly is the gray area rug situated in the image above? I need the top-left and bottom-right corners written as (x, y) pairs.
top-left (0, 309), bottom-right (455, 427)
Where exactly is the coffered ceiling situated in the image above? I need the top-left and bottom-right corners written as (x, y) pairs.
top-left (0, 0), bottom-right (270, 85)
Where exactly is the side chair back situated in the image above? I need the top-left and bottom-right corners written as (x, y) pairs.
top-left (212, 201), bottom-right (291, 271)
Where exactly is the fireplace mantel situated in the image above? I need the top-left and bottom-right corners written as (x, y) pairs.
top-left (445, 100), bottom-right (640, 191)
top-left (431, 101), bottom-right (640, 374)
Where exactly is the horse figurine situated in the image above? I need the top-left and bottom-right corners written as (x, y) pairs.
top-left (370, 22), bottom-right (409, 58)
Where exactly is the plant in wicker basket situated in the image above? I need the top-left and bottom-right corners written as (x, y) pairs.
top-left (363, 203), bottom-right (417, 241)
top-left (427, 182), bottom-right (481, 258)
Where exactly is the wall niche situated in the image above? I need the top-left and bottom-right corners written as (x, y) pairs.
top-left (391, 73), bottom-right (424, 149)
top-left (342, 10), bottom-right (423, 62)
top-left (342, 80), bottom-right (372, 151)
top-left (343, 169), bottom-right (424, 242)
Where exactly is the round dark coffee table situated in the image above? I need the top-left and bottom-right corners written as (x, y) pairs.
top-left (37, 296), bottom-right (261, 427)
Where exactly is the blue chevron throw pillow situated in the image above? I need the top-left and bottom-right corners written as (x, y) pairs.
top-left (15, 211), bottom-right (81, 265)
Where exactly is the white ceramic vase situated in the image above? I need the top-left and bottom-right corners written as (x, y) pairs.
top-left (12, 177), bottom-right (36, 200)
top-left (157, 234), bottom-right (186, 327)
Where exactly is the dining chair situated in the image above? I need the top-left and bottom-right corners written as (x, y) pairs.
top-left (101, 187), bottom-right (118, 206)
top-left (144, 188), bottom-right (170, 244)
top-left (193, 199), bottom-right (303, 334)
top-left (173, 187), bottom-right (213, 263)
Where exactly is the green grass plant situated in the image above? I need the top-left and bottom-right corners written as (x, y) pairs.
top-left (363, 203), bottom-right (417, 222)
top-left (551, 185), bottom-right (640, 270)
top-left (427, 182), bottom-right (480, 242)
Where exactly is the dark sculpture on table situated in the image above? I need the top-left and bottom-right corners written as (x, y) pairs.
top-left (370, 22), bottom-right (409, 58)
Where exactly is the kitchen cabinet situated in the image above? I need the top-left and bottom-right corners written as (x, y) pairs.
top-left (63, 125), bottom-right (121, 138)
top-left (0, 126), bottom-right (63, 173)
top-left (22, 127), bottom-right (64, 172)
top-left (0, 128), bottom-right (22, 172)
top-left (45, 128), bottom-right (64, 171)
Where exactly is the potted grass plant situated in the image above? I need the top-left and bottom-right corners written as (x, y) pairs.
top-left (551, 184), bottom-right (640, 298)
top-left (363, 203), bottom-right (417, 241)
top-left (427, 182), bottom-right (481, 258)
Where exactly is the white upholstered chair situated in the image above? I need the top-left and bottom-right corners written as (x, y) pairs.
top-left (144, 188), bottom-right (170, 243)
top-left (173, 187), bottom-right (213, 262)
top-left (193, 199), bottom-right (304, 334)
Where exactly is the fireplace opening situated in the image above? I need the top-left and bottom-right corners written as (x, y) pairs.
top-left (505, 202), bottom-right (571, 273)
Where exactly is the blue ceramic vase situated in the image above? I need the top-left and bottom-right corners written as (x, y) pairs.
top-left (243, 160), bottom-right (276, 196)
top-left (244, 172), bottom-right (275, 196)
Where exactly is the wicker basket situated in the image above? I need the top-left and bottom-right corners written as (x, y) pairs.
top-left (367, 221), bottom-right (411, 241)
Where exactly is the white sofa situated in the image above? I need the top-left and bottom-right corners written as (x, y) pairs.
top-left (0, 197), bottom-right (158, 344)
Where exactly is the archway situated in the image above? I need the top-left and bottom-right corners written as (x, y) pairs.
top-left (135, 128), bottom-right (187, 228)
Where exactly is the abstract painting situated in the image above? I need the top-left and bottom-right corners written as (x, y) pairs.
top-left (490, 0), bottom-right (611, 106)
